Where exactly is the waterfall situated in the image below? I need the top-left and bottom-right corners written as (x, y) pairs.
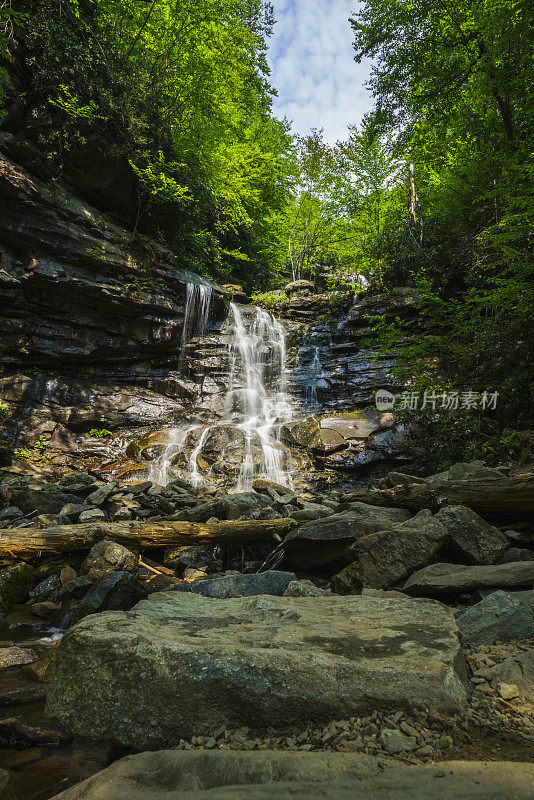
top-left (305, 346), bottom-right (323, 408)
top-left (149, 301), bottom-right (295, 489)
top-left (180, 282), bottom-right (213, 354)
top-left (226, 303), bottom-right (293, 489)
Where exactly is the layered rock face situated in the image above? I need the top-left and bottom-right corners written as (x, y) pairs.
top-left (46, 592), bottom-right (467, 748)
top-left (0, 138), bottom-right (227, 368)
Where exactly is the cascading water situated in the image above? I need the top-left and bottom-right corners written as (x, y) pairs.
top-left (180, 282), bottom-right (213, 356)
top-left (226, 303), bottom-right (293, 489)
top-left (148, 302), bottom-right (296, 489)
top-left (304, 346), bottom-right (323, 408)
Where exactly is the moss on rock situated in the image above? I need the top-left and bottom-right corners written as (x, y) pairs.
top-left (0, 563), bottom-right (35, 614)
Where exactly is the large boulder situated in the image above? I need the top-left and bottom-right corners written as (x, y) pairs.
top-left (456, 591), bottom-right (534, 646)
top-left (0, 563), bottom-right (34, 614)
top-left (46, 592), bottom-right (467, 749)
top-left (335, 510), bottom-right (448, 591)
top-left (171, 571), bottom-right (297, 598)
top-left (80, 540), bottom-right (138, 581)
top-left (404, 561), bottom-right (534, 596)
top-left (435, 506), bottom-right (508, 565)
top-left (282, 504), bottom-right (411, 569)
top-left (285, 279), bottom-right (315, 296)
top-left (47, 752), bottom-right (534, 800)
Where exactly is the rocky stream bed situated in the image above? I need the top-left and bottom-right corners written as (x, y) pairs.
top-left (0, 457), bottom-right (533, 798)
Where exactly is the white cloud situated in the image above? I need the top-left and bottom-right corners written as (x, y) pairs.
top-left (267, 0), bottom-right (373, 143)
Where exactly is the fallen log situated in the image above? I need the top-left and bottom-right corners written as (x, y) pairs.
top-left (342, 474), bottom-right (534, 515)
top-left (0, 518), bottom-right (297, 561)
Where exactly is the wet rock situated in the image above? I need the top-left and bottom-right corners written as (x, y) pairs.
top-left (404, 561), bottom-right (534, 596)
top-left (436, 505), bottom-right (509, 565)
top-left (81, 540), bottom-right (138, 581)
top-left (252, 478), bottom-right (294, 498)
top-left (310, 429), bottom-right (348, 455)
top-left (79, 508), bottom-right (106, 522)
top-left (338, 510), bottom-right (448, 590)
top-left (456, 590), bottom-right (534, 646)
top-left (113, 507), bottom-right (132, 521)
top-left (69, 571), bottom-right (148, 626)
top-left (40, 753), bottom-right (534, 800)
top-left (171, 571), bottom-right (297, 598)
top-left (58, 576), bottom-right (93, 602)
top-left (0, 646), bottom-right (37, 668)
top-left (223, 284), bottom-right (250, 303)
top-left (33, 573), bottom-right (61, 602)
top-left (31, 600), bottom-right (61, 619)
top-left (46, 593), bottom-right (467, 748)
top-left (282, 504), bottom-right (411, 570)
top-left (0, 563), bottom-right (34, 614)
top-left (3, 604), bottom-right (51, 632)
top-left (280, 418), bottom-right (320, 448)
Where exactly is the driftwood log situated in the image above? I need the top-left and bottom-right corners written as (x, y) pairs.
top-left (342, 474), bottom-right (534, 514)
top-left (0, 518), bottom-right (297, 561)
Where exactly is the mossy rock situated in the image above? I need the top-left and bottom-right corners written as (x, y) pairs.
top-left (331, 563), bottom-right (363, 596)
top-left (0, 563), bottom-right (35, 614)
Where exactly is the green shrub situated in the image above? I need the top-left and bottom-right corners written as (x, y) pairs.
top-left (88, 428), bottom-right (113, 438)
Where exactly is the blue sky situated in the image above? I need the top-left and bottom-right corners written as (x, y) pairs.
top-left (267, 0), bottom-right (373, 144)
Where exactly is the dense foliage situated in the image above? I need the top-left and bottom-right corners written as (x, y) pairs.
top-left (348, 0), bottom-right (534, 414)
top-left (4, 0), bottom-right (294, 288)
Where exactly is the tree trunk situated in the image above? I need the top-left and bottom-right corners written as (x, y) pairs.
top-left (0, 518), bottom-right (297, 562)
top-left (342, 474), bottom-right (534, 516)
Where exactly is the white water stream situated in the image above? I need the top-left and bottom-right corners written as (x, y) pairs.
top-left (227, 303), bottom-right (293, 488)
top-left (149, 296), bottom-right (299, 489)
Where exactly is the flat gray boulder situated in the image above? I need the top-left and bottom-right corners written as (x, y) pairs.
top-left (404, 561), bottom-right (534, 596)
top-left (456, 590), bottom-right (534, 646)
top-left (49, 752), bottom-right (534, 800)
top-left (46, 592), bottom-right (467, 749)
top-left (170, 571), bottom-right (297, 598)
top-left (436, 505), bottom-right (509, 565)
top-left (282, 503), bottom-right (411, 569)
